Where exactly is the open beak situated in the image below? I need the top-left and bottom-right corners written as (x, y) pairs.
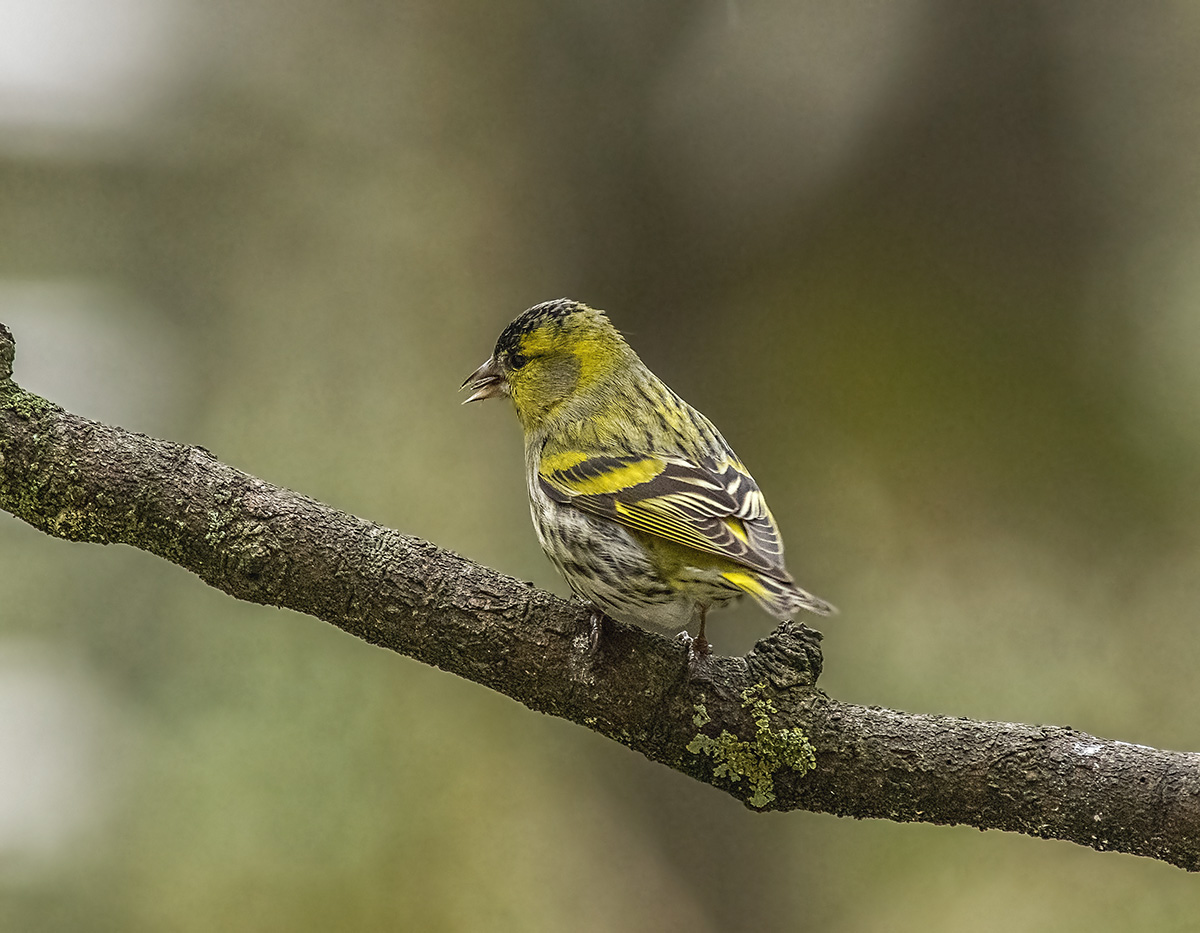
top-left (461, 356), bottom-right (508, 403)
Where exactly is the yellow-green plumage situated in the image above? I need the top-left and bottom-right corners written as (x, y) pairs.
top-left (462, 299), bottom-right (833, 646)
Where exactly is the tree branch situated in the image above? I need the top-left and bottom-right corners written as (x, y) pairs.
top-left (2, 322), bottom-right (1197, 870)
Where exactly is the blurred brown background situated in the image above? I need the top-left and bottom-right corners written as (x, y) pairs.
top-left (2, 1), bottom-right (1200, 930)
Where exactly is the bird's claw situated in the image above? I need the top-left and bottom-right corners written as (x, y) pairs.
top-left (587, 608), bottom-right (607, 653)
top-left (677, 630), bottom-right (712, 662)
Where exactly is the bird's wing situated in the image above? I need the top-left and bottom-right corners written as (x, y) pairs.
top-left (537, 449), bottom-right (790, 579)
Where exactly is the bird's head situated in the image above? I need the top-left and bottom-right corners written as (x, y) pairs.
top-left (462, 299), bottom-right (632, 430)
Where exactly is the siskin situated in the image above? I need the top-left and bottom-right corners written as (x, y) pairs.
top-left (462, 299), bottom-right (834, 653)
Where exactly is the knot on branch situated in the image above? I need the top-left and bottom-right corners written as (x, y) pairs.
top-left (745, 620), bottom-right (823, 690)
top-left (0, 323), bottom-right (14, 383)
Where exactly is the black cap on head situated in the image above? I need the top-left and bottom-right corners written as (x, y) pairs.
top-left (493, 298), bottom-right (586, 357)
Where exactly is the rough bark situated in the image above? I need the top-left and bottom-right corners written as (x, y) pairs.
top-left (1, 322), bottom-right (1197, 870)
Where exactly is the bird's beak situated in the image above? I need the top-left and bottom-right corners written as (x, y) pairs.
top-left (461, 356), bottom-right (508, 403)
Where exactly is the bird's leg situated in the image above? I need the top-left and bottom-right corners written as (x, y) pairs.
top-left (587, 606), bottom-right (609, 653)
top-left (691, 606), bottom-right (712, 658)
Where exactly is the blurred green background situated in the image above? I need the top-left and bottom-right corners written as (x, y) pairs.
top-left (3, 1), bottom-right (1200, 930)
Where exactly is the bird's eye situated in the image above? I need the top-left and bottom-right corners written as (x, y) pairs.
top-left (509, 352), bottom-right (529, 369)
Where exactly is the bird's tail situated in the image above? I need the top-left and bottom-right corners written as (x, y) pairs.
top-left (720, 570), bottom-right (837, 620)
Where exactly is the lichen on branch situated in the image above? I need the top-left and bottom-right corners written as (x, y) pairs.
top-left (687, 684), bottom-right (816, 808)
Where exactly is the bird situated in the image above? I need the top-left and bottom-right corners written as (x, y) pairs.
top-left (462, 298), bottom-right (834, 654)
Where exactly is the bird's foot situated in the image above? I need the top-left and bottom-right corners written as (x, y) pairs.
top-left (587, 608), bottom-right (609, 653)
top-left (677, 630), bottom-right (712, 662)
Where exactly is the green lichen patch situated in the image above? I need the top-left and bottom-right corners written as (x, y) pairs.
top-left (686, 683), bottom-right (816, 808)
top-left (0, 386), bottom-right (59, 421)
top-left (0, 326), bottom-right (13, 381)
